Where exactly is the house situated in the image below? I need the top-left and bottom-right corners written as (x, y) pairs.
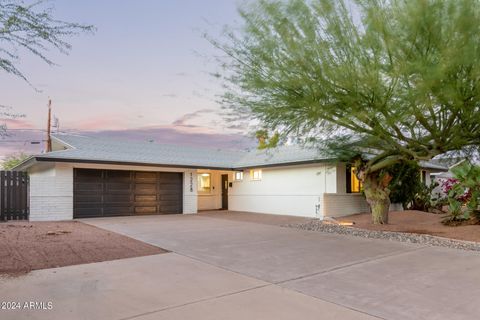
top-left (14, 134), bottom-right (447, 221)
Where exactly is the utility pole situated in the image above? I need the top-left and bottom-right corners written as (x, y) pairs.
top-left (46, 98), bottom-right (52, 152)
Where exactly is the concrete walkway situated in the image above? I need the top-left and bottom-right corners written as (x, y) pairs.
top-left (2, 212), bottom-right (480, 319)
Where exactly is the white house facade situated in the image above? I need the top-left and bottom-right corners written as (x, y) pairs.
top-left (15, 134), bottom-right (446, 221)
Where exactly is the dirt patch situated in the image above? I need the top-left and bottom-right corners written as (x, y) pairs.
top-left (0, 221), bottom-right (167, 276)
top-left (343, 210), bottom-right (480, 243)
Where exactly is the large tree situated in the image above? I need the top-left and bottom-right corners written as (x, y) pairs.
top-left (1, 152), bottom-right (29, 169)
top-left (212, 0), bottom-right (480, 224)
top-left (0, 0), bottom-right (94, 134)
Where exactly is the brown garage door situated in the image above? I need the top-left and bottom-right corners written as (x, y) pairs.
top-left (74, 169), bottom-right (183, 218)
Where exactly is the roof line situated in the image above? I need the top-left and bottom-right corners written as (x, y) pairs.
top-left (51, 135), bottom-right (77, 150)
top-left (21, 156), bottom-right (448, 172)
top-left (32, 157), bottom-right (334, 171)
top-left (34, 157), bottom-right (235, 171)
top-left (233, 159), bottom-right (333, 169)
top-left (11, 156), bottom-right (37, 171)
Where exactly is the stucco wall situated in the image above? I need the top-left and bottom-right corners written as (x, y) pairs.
top-left (228, 164), bottom-right (337, 218)
top-left (29, 162), bottom-right (197, 221)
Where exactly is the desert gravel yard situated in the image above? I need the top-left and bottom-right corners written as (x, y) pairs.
top-left (290, 210), bottom-right (480, 251)
top-left (345, 210), bottom-right (480, 242)
top-left (0, 221), bottom-right (166, 275)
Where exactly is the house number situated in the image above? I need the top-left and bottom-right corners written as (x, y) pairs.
top-left (189, 172), bottom-right (193, 192)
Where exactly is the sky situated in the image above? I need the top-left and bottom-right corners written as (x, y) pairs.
top-left (0, 0), bottom-right (255, 157)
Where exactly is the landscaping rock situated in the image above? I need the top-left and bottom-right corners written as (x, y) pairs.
top-left (285, 220), bottom-right (480, 252)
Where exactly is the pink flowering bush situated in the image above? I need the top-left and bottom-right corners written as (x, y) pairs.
top-left (441, 178), bottom-right (472, 203)
top-left (441, 162), bottom-right (480, 225)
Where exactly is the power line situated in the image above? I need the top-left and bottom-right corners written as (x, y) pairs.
top-left (0, 140), bottom-right (46, 143)
top-left (2, 128), bottom-right (46, 131)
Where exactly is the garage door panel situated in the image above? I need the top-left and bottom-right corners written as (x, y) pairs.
top-left (133, 200), bottom-right (158, 206)
top-left (134, 206), bottom-right (157, 214)
top-left (159, 205), bottom-right (181, 213)
top-left (159, 200), bottom-right (182, 206)
top-left (105, 182), bottom-right (132, 190)
top-left (103, 206), bottom-right (134, 215)
top-left (74, 169), bottom-right (182, 218)
top-left (104, 190), bottom-right (132, 196)
top-left (103, 194), bottom-right (133, 203)
top-left (135, 183), bottom-right (157, 189)
top-left (159, 172), bottom-right (181, 180)
top-left (75, 207), bottom-right (103, 217)
top-left (135, 195), bottom-right (157, 202)
top-left (105, 170), bottom-right (131, 180)
top-left (158, 189), bottom-right (181, 196)
top-left (159, 194), bottom-right (181, 201)
top-left (159, 182), bottom-right (181, 189)
top-left (74, 169), bottom-right (103, 181)
top-left (74, 192), bottom-right (102, 200)
top-left (75, 195), bottom-right (103, 203)
top-left (134, 171), bottom-right (158, 180)
top-left (74, 182), bottom-right (103, 191)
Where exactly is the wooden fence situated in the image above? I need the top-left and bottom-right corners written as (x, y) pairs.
top-left (0, 171), bottom-right (29, 221)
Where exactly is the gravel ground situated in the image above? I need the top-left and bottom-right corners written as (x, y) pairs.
top-left (286, 220), bottom-right (480, 252)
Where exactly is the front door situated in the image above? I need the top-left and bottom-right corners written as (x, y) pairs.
top-left (221, 174), bottom-right (228, 210)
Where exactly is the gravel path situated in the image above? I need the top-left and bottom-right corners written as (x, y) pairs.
top-left (285, 220), bottom-right (480, 252)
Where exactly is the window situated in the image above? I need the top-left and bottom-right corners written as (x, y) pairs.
top-left (234, 171), bottom-right (244, 181)
top-left (197, 173), bottom-right (211, 193)
top-left (250, 169), bottom-right (262, 181)
top-left (347, 165), bottom-right (362, 193)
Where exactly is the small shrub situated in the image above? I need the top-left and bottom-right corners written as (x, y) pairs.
top-left (409, 182), bottom-right (439, 212)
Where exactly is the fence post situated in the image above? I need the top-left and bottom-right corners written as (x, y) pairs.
top-left (0, 171), bottom-right (29, 221)
top-left (0, 171), bottom-right (4, 221)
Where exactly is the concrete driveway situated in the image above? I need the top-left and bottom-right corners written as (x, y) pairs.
top-left (2, 212), bottom-right (480, 320)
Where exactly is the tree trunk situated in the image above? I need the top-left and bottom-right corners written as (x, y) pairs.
top-left (363, 172), bottom-right (391, 224)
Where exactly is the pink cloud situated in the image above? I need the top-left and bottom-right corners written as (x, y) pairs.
top-left (66, 116), bottom-right (128, 131)
top-left (0, 118), bottom-right (36, 129)
top-left (82, 127), bottom-right (256, 150)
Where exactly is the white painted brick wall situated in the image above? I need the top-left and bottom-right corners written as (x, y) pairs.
top-left (29, 163), bottom-right (199, 220)
top-left (29, 163), bottom-right (73, 221)
top-left (323, 193), bottom-right (403, 218)
top-left (322, 193), bottom-right (370, 218)
top-left (183, 169), bottom-right (198, 214)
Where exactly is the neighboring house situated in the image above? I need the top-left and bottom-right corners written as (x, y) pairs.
top-left (14, 134), bottom-right (447, 221)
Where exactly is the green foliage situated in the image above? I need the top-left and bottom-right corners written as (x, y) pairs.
top-left (444, 162), bottom-right (480, 223)
top-left (387, 161), bottom-right (421, 208)
top-left (0, 0), bottom-right (94, 137)
top-left (1, 152), bottom-right (30, 170)
top-left (0, 0), bottom-right (95, 82)
top-left (255, 129), bottom-right (280, 149)
top-left (213, 0), bottom-right (480, 174)
top-left (410, 181), bottom-right (439, 212)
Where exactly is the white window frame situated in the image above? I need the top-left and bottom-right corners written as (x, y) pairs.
top-left (250, 169), bottom-right (262, 181)
top-left (234, 171), bottom-right (244, 181)
top-left (197, 172), bottom-right (212, 194)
